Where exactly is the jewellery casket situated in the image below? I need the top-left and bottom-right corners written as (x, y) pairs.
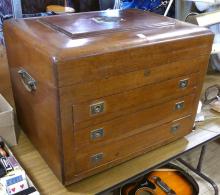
top-left (4, 9), bottom-right (213, 185)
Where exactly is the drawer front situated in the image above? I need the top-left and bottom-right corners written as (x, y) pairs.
top-left (73, 73), bottom-right (198, 129)
top-left (75, 115), bottom-right (194, 174)
top-left (60, 57), bottom-right (206, 105)
top-left (74, 94), bottom-right (196, 148)
top-left (58, 36), bottom-right (212, 87)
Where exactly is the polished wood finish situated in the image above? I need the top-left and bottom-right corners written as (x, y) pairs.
top-left (4, 9), bottom-right (213, 184)
top-left (75, 95), bottom-right (195, 148)
top-left (73, 73), bottom-right (198, 127)
top-left (3, 32), bottom-right (62, 181)
top-left (57, 41), bottom-right (209, 87)
top-left (75, 116), bottom-right (194, 174)
top-left (2, 44), bottom-right (219, 194)
top-left (6, 74), bottom-right (220, 195)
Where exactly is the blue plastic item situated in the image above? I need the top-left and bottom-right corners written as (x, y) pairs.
top-left (121, 0), bottom-right (161, 11)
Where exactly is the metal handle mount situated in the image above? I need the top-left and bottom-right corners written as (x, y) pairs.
top-left (18, 68), bottom-right (37, 92)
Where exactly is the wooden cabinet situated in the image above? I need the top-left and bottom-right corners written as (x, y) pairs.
top-left (4, 9), bottom-right (213, 185)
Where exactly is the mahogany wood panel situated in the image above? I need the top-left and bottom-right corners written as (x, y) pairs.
top-left (40, 9), bottom-right (175, 38)
top-left (4, 9), bottom-right (214, 185)
top-left (6, 73), bottom-right (219, 195)
top-left (60, 56), bottom-right (205, 105)
top-left (75, 116), bottom-right (194, 174)
top-left (74, 95), bottom-right (196, 148)
top-left (57, 41), bottom-right (211, 87)
top-left (3, 24), bottom-right (63, 181)
top-left (72, 73), bottom-right (198, 128)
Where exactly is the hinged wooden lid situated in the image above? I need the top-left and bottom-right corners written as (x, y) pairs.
top-left (4, 9), bottom-right (213, 61)
top-left (39, 9), bottom-right (175, 38)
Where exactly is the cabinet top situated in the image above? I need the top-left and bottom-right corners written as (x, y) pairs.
top-left (4, 9), bottom-right (213, 61)
top-left (39, 9), bottom-right (175, 38)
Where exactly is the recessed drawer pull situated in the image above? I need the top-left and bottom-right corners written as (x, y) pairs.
top-left (90, 101), bottom-right (105, 115)
top-left (171, 124), bottom-right (180, 133)
top-left (179, 79), bottom-right (189, 88)
top-left (91, 153), bottom-right (103, 164)
top-left (91, 128), bottom-right (104, 140)
top-left (175, 101), bottom-right (184, 110)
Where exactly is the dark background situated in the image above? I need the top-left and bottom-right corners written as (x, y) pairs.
top-left (21, 0), bottom-right (100, 13)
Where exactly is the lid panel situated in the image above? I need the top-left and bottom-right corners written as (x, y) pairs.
top-left (39, 9), bottom-right (175, 38)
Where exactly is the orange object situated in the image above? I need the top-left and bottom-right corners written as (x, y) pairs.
top-left (147, 169), bottom-right (194, 195)
top-left (46, 5), bottom-right (75, 14)
top-left (121, 167), bottom-right (197, 195)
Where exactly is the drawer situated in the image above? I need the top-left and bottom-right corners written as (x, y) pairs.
top-left (60, 56), bottom-right (206, 105)
top-left (74, 94), bottom-right (196, 148)
top-left (74, 115), bottom-right (194, 174)
top-left (57, 36), bottom-right (211, 87)
top-left (73, 73), bottom-right (198, 129)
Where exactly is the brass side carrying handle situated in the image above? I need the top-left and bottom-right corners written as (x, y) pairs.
top-left (18, 69), bottom-right (37, 92)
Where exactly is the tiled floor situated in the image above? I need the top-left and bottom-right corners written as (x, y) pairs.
top-left (179, 139), bottom-right (220, 195)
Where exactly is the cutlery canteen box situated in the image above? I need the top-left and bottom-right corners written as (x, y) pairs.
top-left (3, 9), bottom-right (213, 185)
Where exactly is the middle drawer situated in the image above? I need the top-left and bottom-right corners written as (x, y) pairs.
top-left (74, 94), bottom-right (196, 149)
top-left (73, 73), bottom-right (198, 129)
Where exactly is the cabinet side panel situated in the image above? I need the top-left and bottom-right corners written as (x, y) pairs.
top-left (4, 21), bottom-right (63, 182)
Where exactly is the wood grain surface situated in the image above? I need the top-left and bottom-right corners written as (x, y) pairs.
top-left (0, 45), bottom-right (220, 195)
top-left (4, 10), bottom-right (214, 184)
top-left (74, 95), bottom-right (196, 148)
top-left (72, 73), bottom-right (198, 126)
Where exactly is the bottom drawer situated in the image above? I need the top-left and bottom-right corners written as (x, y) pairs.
top-left (75, 115), bottom-right (194, 174)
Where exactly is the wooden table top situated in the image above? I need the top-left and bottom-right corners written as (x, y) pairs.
top-left (1, 42), bottom-right (218, 195)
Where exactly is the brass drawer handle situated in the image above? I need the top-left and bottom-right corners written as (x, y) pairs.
top-left (18, 68), bottom-right (37, 92)
top-left (90, 101), bottom-right (105, 115)
top-left (175, 101), bottom-right (184, 110)
top-left (91, 153), bottom-right (103, 164)
top-left (179, 79), bottom-right (189, 89)
top-left (171, 124), bottom-right (180, 133)
top-left (91, 128), bottom-right (104, 141)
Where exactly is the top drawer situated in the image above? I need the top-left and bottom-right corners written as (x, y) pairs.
top-left (60, 56), bottom-right (207, 105)
top-left (57, 36), bottom-right (212, 87)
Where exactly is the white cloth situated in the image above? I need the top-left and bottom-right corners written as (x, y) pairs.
top-left (195, 2), bottom-right (211, 11)
top-left (194, 2), bottom-right (220, 71)
top-left (207, 5), bottom-right (220, 71)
